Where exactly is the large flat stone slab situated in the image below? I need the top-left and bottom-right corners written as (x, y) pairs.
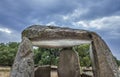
top-left (22, 25), bottom-right (92, 48)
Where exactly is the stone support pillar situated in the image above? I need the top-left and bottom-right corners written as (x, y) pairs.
top-left (91, 33), bottom-right (119, 77)
top-left (58, 47), bottom-right (81, 77)
top-left (10, 37), bottom-right (34, 77)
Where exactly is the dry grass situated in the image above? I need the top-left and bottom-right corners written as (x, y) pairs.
top-left (51, 70), bottom-right (58, 77)
top-left (1, 66), bottom-right (105, 77)
top-left (0, 67), bottom-right (10, 77)
top-left (0, 66), bottom-right (58, 77)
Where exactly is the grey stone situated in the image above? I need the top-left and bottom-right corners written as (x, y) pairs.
top-left (10, 37), bottom-right (34, 77)
top-left (22, 25), bottom-right (92, 41)
top-left (22, 25), bottom-right (92, 48)
top-left (10, 25), bottom-right (119, 77)
top-left (35, 65), bottom-right (50, 77)
top-left (91, 33), bottom-right (119, 77)
top-left (58, 47), bottom-right (81, 77)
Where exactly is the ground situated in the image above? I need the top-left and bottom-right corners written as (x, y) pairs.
top-left (0, 66), bottom-right (10, 77)
top-left (0, 66), bottom-right (58, 77)
top-left (0, 66), bottom-right (119, 77)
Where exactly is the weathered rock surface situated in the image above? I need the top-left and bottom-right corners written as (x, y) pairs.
top-left (91, 33), bottom-right (119, 77)
top-left (35, 65), bottom-right (50, 77)
top-left (58, 47), bottom-right (81, 77)
top-left (22, 25), bottom-right (92, 41)
top-left (10, 37), bottom-right (34, 77)
top-left (22, 25), bottom-right (92, 48)
top-left (10, 25), bottom-right (119, 77)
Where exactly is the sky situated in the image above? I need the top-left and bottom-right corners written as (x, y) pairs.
top-left (0, 0), bottom-right (120, 60)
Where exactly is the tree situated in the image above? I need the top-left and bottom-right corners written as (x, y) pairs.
top-left (34, 44), bottom-right (92, 66)
top-left (0, 42), bottom-right (119, 68)
top-left (33, 48), bottom-right (60, 66)
top-left (74, 44), bottom-right (91, 67)
top-left (114, 56), bottom-right (120, 66)
top-left (117, 60), bottom-right (120, 66)
top-left (0, 42), bottom-right (19, 66)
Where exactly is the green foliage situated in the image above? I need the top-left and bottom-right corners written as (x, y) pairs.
top-left (38, 51), bottom-right (51, 65)
top-left (0, 42), bottom-right (19, 66)
top-left (0, 42), bottom-right (120, 67)
top-left (0, 43), bottom-right (93, 67)
top-left (34, 44), bottom-right (91, 66)
top-left (117, 60), bottom-right (120, 66)
top-left (114, 56), bottom-right (120, 66)
top-left (74, 44), bottom-right (91, 67)
top-left (33, 48), bottom-right (60, 66)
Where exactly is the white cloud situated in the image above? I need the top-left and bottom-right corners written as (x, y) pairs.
top-left (0, 32), bottom-right (21, 43)
top-left (0, 27), bottom-right (12, 34)
top-left (46, 21), bottom-right (57, 26)
top-left (72, 15), bottom-right (120, 39)
top-left (0, 25), bottom-right (21, 43)
top-left (62, 8), bottom-right (88, 20)
top-left (73, 15), bottom-right (120, 30)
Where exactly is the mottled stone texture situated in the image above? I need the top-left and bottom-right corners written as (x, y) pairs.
top-left (58, 48), bottom-right (81, 77)
top-left (35, 66), bottom-right (50, 77)
top-left (10, 37), bottom-right (34, 77)
top-left (11, 25), bottom-right (119, 77)
top-left (22, 25), bottom-right (92, 41)
top-left (91, 33), bottom-right (119, 77)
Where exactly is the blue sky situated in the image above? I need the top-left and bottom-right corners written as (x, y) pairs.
top-left (0, 0), bottom-right (120, 60)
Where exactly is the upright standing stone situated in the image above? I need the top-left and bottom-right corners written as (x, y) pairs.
top-left (91, 33), bottom-right (119, 77)
top-left (35, 65), bottom-right (50, 77)
top-left (58, 47), bottom-right (81, 77)
top-left (10, 37), bottom-right (34, 77)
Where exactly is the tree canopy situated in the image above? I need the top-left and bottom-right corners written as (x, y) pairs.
top-left (0, 42), bottom-right (120, 67)
top-left (0, 42), bottom-right (19, 66)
